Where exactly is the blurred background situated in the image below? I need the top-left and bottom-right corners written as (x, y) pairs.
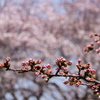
top-left (0, 0), bottom-right (100, 100)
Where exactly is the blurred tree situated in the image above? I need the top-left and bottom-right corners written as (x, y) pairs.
top-left (0, 0), bottom-right (100, 100)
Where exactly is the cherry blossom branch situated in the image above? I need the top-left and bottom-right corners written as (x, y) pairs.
top-left (0, 33), bottom-right (100, 98)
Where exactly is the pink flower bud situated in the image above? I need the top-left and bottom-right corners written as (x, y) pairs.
top-left (63, 81), bottom-right (68, 84)
top-left (91, 69), bottom-right (96, 74)
top-left (0, 63), bottom-right (4, 68)
top-left (67, 61), bottom-right (72, 65)
top-left (24, 66), bottom-right (29, 70)
top-left (70, 82), bottom-right (74, 85)
top-left (98, 84), bottom-right (100, 87)
top-left (75, 83), bottom-right (80, 87)
top-left (95, 38), bottom-right (99, 42)
top-left (46, 64), bottom-right (52, 69)
top-left (92, 85), bottom-right (97, 90)
top-left (21, 61), bottom-right (26, 66)
top-left (75, 81), bottom-right (81, 87)
top-left (89, 34), bottom-right (93, 38)
top-left (96, 48), bottom-right (100, 53)
top-left (41, 75), bottom-right (47, 79)
top-left (59, 71), bottom-right (65, 75)
top-left (35, 72), bottom-right (40, 76)
top-left (97, 41), bottom-right (100, 45)
top-left (56, 57), bottom-right (66, 63)
top-left (42, 65), bottom-right (46, 69)
top-left (55, 67), bottom-right (59, 70)
top-left (78, 59), bottom-right (81, 63)
top-left (87, 44), bottom-right (91, 48)
top-left (6, 57), bottom-right (10, 62)
top-left (90, 42), bottom-right (94, 46)
top-left (29, 59), bottom-right (34, 63)
top-left (26, 61), bottom-right (29, 65)
top-left (45, 70), bottom-right (52, 74)
top-left (37, 60), bottom-right (42, 64)
top-left (87, 63), bottom-right (91, 66)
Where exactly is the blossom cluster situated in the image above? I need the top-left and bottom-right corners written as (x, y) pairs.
top-left (0, 57), bottom-right (10, 70)
top-left (84, 33), bottom-right (100, 53)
